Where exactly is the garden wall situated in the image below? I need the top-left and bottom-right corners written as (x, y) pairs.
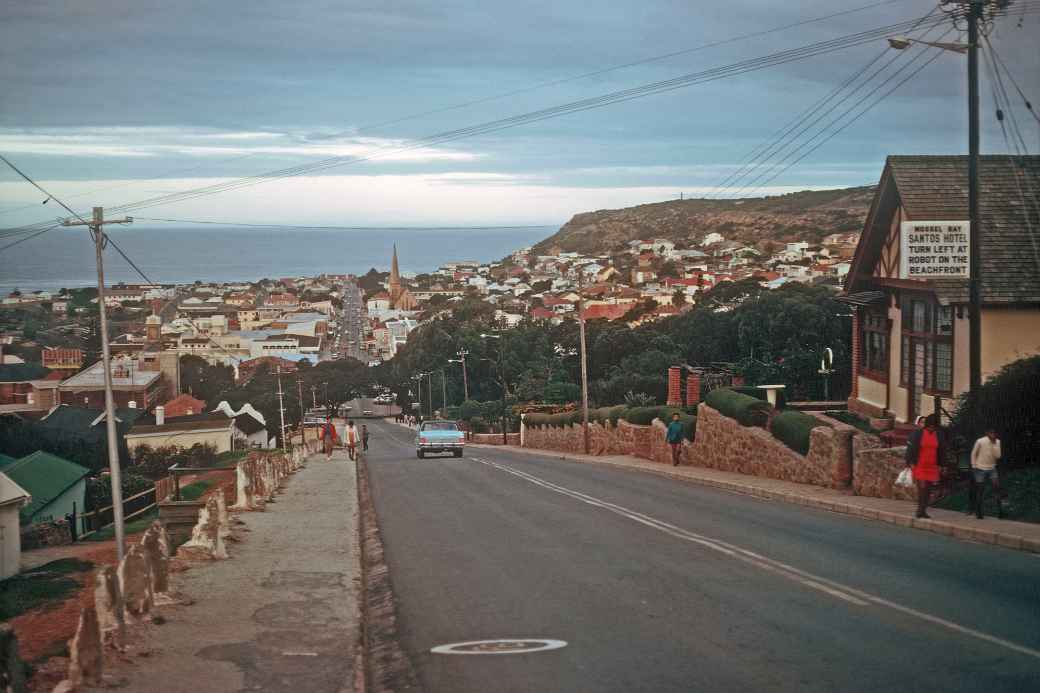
top-left (522, 405), bottom-right (912, 499)
top-left (20, 519), bottom-right (73, 550)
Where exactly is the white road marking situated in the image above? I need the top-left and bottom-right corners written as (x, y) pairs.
top-left (431, 638), bottom-right (568, 655)
top-left (469, 456), bottom-right (1040, 661)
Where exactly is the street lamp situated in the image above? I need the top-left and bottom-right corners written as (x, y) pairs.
top-left (480, 333), bottom-right (509, 445)
top-left (888, 2), bottom-right (983, 410)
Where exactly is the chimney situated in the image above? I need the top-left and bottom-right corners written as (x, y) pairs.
top-left (128, 400), bottom-right (137, 409)
top-left (155, 405), bottom-right (165, 426)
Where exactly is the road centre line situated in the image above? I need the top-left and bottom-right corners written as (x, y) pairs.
top-left (468, 456), bottom-right (1040, 662)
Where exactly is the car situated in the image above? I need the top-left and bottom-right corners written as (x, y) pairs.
top-left (415, 420), bottom-right (465, 459)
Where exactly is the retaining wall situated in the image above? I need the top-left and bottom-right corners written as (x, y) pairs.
top-left (522, 405), bottom-right (907, 499)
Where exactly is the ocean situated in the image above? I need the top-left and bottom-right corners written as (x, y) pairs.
top-left (0, 225), bottom-right (555, 292)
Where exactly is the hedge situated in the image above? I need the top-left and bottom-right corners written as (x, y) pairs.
top-left (704, 388), bottom-right (771, 427)
top-left (730, 385), bottom-right (787, 409)
top-left (770, 410), bottom-right (822, 455)
top-left (523, 405), bottom-right (696, 440)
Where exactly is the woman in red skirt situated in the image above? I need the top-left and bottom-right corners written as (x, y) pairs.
top-left (320, 415), bottom-right (339, 460)
top-left (905, 414), bottom-right (946, 518)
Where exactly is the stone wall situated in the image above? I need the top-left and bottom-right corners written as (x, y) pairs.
top-left (852, 437), bottom-right (916, 501)
top-left (521, 405), bottom-right (911, 500)
top-left (469, 433), bottom-right (521, 446)
top-left (686, 404), bottom-right (837, 487)
top-left (20, 519), bottom-right (73, 550)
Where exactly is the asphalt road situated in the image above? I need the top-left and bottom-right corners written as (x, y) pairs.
top-left (364, 419), bottom-right (1040, 693)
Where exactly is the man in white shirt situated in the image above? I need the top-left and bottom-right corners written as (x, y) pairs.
top-left (970, 427), bottom-right (1002, 519)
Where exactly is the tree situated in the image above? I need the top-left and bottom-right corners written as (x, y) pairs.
top-left (180, 355), bottom-right (235, 406)
top-left (672, 288), bottom-right (686, 307)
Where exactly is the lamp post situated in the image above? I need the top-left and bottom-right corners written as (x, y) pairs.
top-left (481, 334), bottom-right (508, 445)
top-left (888, 1), bottom-right (983, 405)
top-left (411, 374), bottom-right (423, 422)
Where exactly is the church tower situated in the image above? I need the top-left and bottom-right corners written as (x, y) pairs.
top-left (389, 243), bottom-right (402, 304)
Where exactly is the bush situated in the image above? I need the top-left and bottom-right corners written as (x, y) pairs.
top-left (523, 413), bottom-right (551, 427)
top-left (770, 410), bottom-right (822, 455)
top-left (86, 472), bottom-right (153, 511)
top-left (704, 388), bottom-right (771, 427)
top-left (951, 355), bottom-right (1040, 467)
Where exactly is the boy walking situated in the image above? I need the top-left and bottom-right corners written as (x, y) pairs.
top-left (666, 413), bottom-right (685, 466)
top-left (970, 427), bottom-right (1002, 519)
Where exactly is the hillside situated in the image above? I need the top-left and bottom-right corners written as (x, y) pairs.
top-left (533, 185), bottom-right (875, 255)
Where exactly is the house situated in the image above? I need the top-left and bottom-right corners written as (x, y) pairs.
top-left (0, 362), bottom-right (61, 413)
top-left (212, 401), bottom-right (271, 448)
top-left (124, 407), bottom-right (234, 454)
top-left (841, 155), bottom-right (1040, 424)
top-left (0, 451), bottom-right (90, 536)
top-left (163, 393), bottom-right (208, 417)
top-left (41, 347), bottom-right (83, 372)
top-left (58, 357), bottom-right (168, 410)
top-left (0, 470), bottom-right (31, 578)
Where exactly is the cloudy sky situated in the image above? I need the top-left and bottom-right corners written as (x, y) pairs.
top-left (0, 0), bottom-right (1037, 227)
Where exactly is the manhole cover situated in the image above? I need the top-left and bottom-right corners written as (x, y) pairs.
top-left (431, 639), bottom-right (567, 655)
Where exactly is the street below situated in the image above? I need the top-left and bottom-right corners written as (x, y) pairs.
top-left (364, 419), bottom-right (1040, 693)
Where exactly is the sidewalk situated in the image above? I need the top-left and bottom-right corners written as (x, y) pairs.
top-left (471, 443), bottom-right (1040, 555)
top-left (108, 449), bottom-right (363, 693)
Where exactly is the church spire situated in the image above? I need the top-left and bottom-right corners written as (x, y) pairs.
top-left (389, 243), bottom-right (401, 303)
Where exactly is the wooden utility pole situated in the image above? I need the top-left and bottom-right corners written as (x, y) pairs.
top-left (62, 207), bottom-right (133, 561)
top-left (297, 379), bottom-right (307, 446)
top-left (966, 0), bottom-right (983, 398)
top-left (276, 367), bottom-right (288, 452)
top-left (458, 350), bottom-right (469, 401)
top-left (577, 274), bottom-right (590, 455)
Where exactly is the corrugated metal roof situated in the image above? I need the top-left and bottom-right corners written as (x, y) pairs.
top-left (0, 451), bottom-right (89, 521)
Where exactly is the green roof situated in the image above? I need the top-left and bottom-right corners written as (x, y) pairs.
top-left (0, 451), bottom-right (89, 521)
top-left (0, 363), bottom-right (50, 382)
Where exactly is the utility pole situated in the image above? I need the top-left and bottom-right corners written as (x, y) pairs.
top-left (440, 369), bottom-right (448, 413)
top-left (311, 384), bottom-right (318, 410)
top-left (296, 379), bottom-right (307, 446)
top-left (458, 350), bottom-right (470, 401)
top-left (276, 367), bottom-right (288, 452)
top-left (426, 371), bottom-right (433, 418)
top-left (63, 207), bottom-right (132, 561)
top-left (966, 0), bottom-right (983, 399)
top-left (577, 275), bottom-right (590, 454)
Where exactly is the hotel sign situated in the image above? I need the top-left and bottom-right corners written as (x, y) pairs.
top-left (899, 220), bottom-right (970, 278)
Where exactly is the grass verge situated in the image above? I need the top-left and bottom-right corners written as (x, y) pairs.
top-left (0, 558), bottom-right (94, 620)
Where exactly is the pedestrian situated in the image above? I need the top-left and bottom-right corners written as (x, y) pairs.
top-left (345, 419), bottom-right (359, 461)
top-left (970, 427), bottom-right (1003, 519)
top-left (320, 415), bottom-right (338, 460)
top-left (904, 414), bottom-right (946, 519)
top-left (666, 412), bottom-right (685, 466)
top-left (362, 424), bottom-right (370, 452)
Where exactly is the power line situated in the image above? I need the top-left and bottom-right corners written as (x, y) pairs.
top-left (13, 10), bottom-right (976, 227)
top-left (132, 216), bottom-right (550, 231)
top-left (0, 0), bottom-right (914, 221)
top-left (707, 5), bottom-right (945, 198)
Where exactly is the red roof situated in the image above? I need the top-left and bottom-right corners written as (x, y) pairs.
top-left (581, 304), bottom-right (630, 321)
top-left (163, 393), bottom-right (208, 417)
top-left (541, 295), bottom-right (572, 307)
top-left (529, 307), bottom-right (555, 320)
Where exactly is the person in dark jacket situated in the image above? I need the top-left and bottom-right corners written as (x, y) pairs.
top-left (904, 414), bottom-right (946, 519)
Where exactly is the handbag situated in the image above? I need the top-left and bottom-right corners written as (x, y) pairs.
top-left (895, 467), bottom-right (913, 488)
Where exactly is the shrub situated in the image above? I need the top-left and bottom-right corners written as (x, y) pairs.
top-left (731, 385), bottom-right (787, 409)
top-left (770, 410), bottom-right (822, 455)
top-left (523, 413), bottom-right (551, 427)
top-left (704, 388), bottom-right (771, 427)
top-left (951, 355), bottom-right (1040, 467)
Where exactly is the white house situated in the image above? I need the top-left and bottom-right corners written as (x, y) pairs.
top-left (0, 470), bottom-right (30, 579)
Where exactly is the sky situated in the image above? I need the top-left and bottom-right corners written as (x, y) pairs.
top-left (0, 0), bottom-right (1037, 227)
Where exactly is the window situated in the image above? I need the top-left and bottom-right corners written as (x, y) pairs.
top-left (859, 309), bottom-right (888, 378)
top-left (899, 295), bottom-right (954, 395)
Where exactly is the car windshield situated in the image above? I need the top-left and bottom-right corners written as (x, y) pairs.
top-left (421, 421), bottom-right (458, 431)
